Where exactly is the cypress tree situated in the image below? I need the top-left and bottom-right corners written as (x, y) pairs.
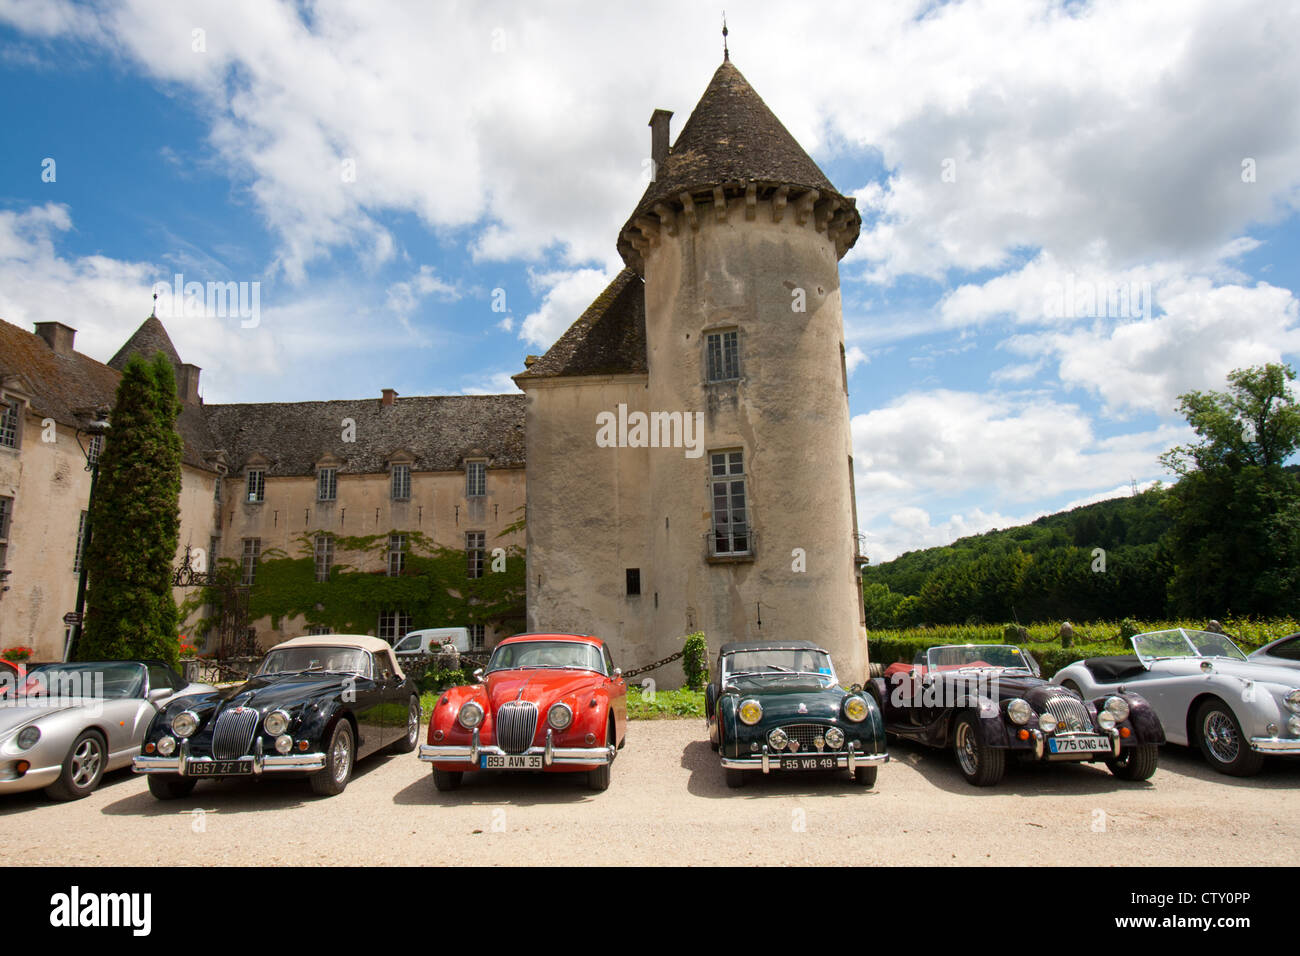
top-left (78, 353), bottom-right (184, 664)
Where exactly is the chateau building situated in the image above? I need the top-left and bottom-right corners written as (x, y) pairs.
top-left (0, 315), bottom-right (524, 660)
top-left (515, 59), bottom-right (870, 682)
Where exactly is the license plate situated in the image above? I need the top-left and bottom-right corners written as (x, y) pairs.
top-left (187, 759), bottom-right (253, 776)
top-left (780, 755), bottom-right (839, 771)
top-left (1048, 735), bottom-right (1110, 754)
top-left (481, 754), bottom-right (543, 770)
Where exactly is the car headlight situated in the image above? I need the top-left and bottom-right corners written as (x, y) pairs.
top-left (171, 711), bottom-right (199, 738)
top-left (1097, 711), bottom-right (1117, 731)
top-left (1288, 715), bottom-right (1300, 736)
top-left (275, 734), bottom-right (293, 754)
top-left (1104, 696), bottom-right (1130, 721)
top-left (263, 709), bottom-right (290, 736)
top-left (843, 696), bottom-right (868, 723)
top-left (1285, 690), bottom-right (1300, 714)
top-left (457, 701), bottom-right (484, 729)
top-left (1006, 698), bottom-right (1032, 725)
top-left (767, 728), bottom-right (788, 750)
top-left (15, 726), bottom-right (40, 750)
top-left (547, 703), bottom-right (573, 730)
top-left (1039, 712), bottom-right (1058, 733)
top-left (824, 727), bottom-right (845, 750)
top-left (738, 699), bottom-right (763, 725)
top-left (156, 736), bottom-right (176, 756)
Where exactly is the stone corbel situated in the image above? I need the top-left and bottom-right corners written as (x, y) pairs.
top-left (679, 192), bottom-right (699, 231)
top-left (653, 203), bottom-right (678, 237)
top-left (745, 183), bottom-right (757, 220)
top-left (795, 189), bottom-right (820, 226)
top-left (634, 216), bottom-right (661, 247)
top-left (771, 185), bottom-right (790, 223)
top-left (814, 197), bottom-right (840, 233)
top-left (713, 186), bottom-right (727, 222)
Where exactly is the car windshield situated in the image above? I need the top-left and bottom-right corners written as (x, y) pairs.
top-left (21, 662), bottom-right (145, 699)
top-left (257, 646), bottom-right (372, 677)
top-left (393, 634), bottom-right (421, 652)
top-left (723, 648), bottom-right (835, 684)
top-left (1132, 629), bottom-right (1248, 664)
top-left (486, 641), bottom-right (604, 673)
top-left (924, 645), bottom-right (1035, 673)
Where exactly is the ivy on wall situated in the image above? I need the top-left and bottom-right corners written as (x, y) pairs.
top-left (183, 529), bottom-right (525, 644)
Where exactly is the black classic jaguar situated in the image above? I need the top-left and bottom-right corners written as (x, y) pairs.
top-left (706, 640), bottom-right (888, 788)
top-left (134, 635), bottom-right (420, 799)
top-left (868, 643), bottom-right (1164, 786)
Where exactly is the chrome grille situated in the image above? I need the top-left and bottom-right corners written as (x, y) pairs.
top-left (495, 701), bottom-right (539, 754)
top-left (211, 707), bottom-right (259, 759)
top-left (1045, 695), bottom-right (1094, 734)
top-left (780, 723), bottom-right (832, 752)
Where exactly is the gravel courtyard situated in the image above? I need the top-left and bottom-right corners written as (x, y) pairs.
top-left (8, 719), bottom-right (1297, 866)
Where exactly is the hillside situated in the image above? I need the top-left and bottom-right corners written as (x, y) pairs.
top-left (862, 486), bottom-right (1172, 626)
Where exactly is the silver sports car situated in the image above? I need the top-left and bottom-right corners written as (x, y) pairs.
top-left (1053, 628), bottom-right (1300, 776)
top-left (1248, 633), bottom-right (1300, 671)
top-left (0, 660), bottom-right (213, 800)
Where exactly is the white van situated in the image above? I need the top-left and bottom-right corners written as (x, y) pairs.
top-left (392, 627), bottom-right (470, 657)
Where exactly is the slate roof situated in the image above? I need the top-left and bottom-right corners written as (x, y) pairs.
top-left (202, 394), bottom-right (526, 476)
top-left (513, 269), bottom-right (647, 382)
top-left (108, 315), bottom-right (184, 371)
top-left (617, 60), bottom-right (860, 272)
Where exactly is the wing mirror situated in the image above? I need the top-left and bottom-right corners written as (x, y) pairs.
top-left (473, 668), bottom-right (484, 683)
top-left (612, 667), bottom-right (622, 680)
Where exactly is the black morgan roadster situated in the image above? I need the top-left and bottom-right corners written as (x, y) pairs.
top-left (867, 643), bottom-right (1164, 786)
top-left (134, 635), bottom-right (420, 799)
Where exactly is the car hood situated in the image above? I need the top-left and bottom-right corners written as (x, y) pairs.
top-left (484, 669), bottom-right (601, 709)
top-left (0, 699), bottom-right (84, 732)
top-left (723, 680), bottom-right (846, 722)
top-left (214, 673), bottom-right (354, 711)
top-left (1184, 658), bottom-right (1300, 689)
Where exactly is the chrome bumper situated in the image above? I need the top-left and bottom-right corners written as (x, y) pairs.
top-left (1250, 736), bottom-right (1300, 753)
top-left (720, 743), bottom-right (889, 773)
top-left (133, 740), bottom-right (326, 775)
top-left (418, 728), bottom-right (614, 767)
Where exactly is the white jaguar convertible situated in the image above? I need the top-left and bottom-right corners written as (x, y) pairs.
top-left (1052, 628), bottom-right (1300, 776)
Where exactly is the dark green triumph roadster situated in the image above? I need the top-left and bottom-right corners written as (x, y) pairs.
top-left (706, 640), bottom-right (888, 789)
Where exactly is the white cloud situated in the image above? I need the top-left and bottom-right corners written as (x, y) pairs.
top-left (845, 345), bottom-right (869, 373)
top-left (518, 267), bottom-right (615, 349)
top-left (461, 371), bottom-right (522, 395)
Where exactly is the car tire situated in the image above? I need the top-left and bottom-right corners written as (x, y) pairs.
top-left (709, 717), bottom-right (720, 752)
top-left (1194, 698), bottom-right (1265, 777)
top-left (147, 774), bottom-right (198, 800)
top-left (587, 717), bottom-right (615, 791)
top-left (389, 696), bottom-right (420, 754)
top-left (432, 767), bottom-right (463, 791)
top-left (852, 765), bottom-right (877, 788)
top-left (724, 767), bottom-right (747, 788)
top-left (1106, 743), bottom-right (1158, 781)
top-left (45, 729), bottom-right (107, 801)
top-left (952, 712), bottom-right (1005, 786)
top-left (310, 719), bottom-right (355, 796)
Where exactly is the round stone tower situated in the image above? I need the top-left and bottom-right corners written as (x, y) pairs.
top-left (616, 59), bottom-right (869, 679)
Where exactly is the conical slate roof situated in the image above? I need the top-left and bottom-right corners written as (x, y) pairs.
top-left (108, 315), bottom-right (184, 371)
top-left (618, 60), bottom-right (860, 272)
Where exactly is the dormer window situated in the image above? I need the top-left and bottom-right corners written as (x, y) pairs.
top-left (705, 330), bottom-right (740, 382)
top-left (245, 469), bottom-right (265, 503)
top-left (391, 463), bottom-right (411, 501)
top-left (466, 460), bottom-right (486, 498)
top-left (317, 466), bottom-right (337, 502)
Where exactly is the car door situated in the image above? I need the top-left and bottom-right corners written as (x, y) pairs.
top-left (371, 648), bottom-right (406, 748)
top-left (602, 644), bottom-right (627, 743)
top-left (350, 652), bottom-right (388, 757)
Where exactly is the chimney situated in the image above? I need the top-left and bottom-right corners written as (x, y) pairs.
top-left (177, 363), bottom-right (202, 405)
top-left (34, 321), bottom-right (76, 355)
top-left (381, 388), bottom-right (398, 407)
top-left (649, 109), bottom-right (673, 175)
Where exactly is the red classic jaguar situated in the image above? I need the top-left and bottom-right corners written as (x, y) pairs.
top-left (420, 633), bottom-right (627, 792)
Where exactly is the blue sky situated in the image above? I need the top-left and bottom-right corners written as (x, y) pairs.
top-left (1, 0), bottom-right (1298, 562)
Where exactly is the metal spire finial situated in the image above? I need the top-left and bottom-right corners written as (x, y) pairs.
top-left (151, 291), bottom-right (158, 318)
top-left (722, 11), bottom-right (729, 61)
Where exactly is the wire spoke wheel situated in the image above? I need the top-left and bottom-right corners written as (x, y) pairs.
top-left (1203, 710), bottom-right (1240, 764)
top-left (955, 721), bottom-right (979, 777)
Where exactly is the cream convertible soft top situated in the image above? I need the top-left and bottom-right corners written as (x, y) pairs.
top-left (268, 634), bottom-right (406, 681)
